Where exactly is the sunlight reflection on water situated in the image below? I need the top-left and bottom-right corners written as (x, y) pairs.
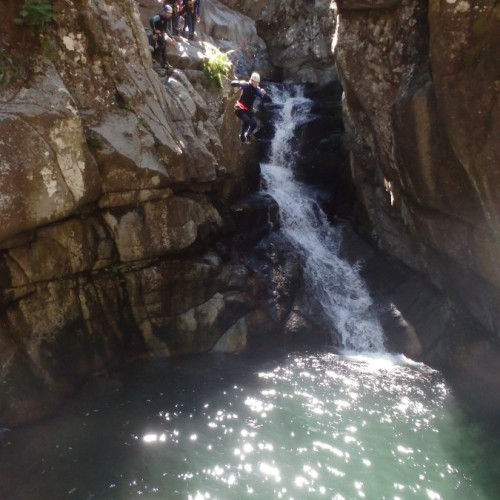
top-left (0, 351), bottom-right (498, 499)
top-left (130, 353), bottom-right (489, 499)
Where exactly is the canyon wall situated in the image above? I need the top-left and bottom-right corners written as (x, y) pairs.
top-left (333, 0), bottom-right (500, 412)
top-left (334, 0), bottom-right (499, 337)
top-left (0, 0), bottom-right (287, 426)
top-left (217, 0), bottom-right (337, 83)
top-left (0, 0), bottom-right (342, 427)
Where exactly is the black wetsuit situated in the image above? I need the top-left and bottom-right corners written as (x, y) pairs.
top-left (231, 80), bottom-right (265, 141)
top-left (149, 13), bottom-right (174, 67)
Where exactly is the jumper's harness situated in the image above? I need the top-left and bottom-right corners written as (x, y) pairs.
top-left (235, 101), bottom-right (249, 112)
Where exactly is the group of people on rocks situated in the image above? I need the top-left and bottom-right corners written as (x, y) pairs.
top-left (148, 0), bottom-right (267, 145)
top-left (148, 0), bottom-right (201, 69)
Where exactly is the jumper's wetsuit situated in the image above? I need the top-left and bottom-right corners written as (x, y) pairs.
top-left (231, 80), bottom-right (265, 142)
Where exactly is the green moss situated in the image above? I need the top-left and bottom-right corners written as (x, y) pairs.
top-left (40, 35), bottom-right (54, 58)
top-left (138, 116), bottom-right (150, 131)
top-left (111, 263), bottom-right (134, 277)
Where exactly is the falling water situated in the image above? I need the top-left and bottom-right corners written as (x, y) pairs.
top-left (261, 87), bottom-right (385, 352)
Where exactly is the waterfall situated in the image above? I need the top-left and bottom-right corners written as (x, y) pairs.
top-left (261, 87), bottom-right (385, 353)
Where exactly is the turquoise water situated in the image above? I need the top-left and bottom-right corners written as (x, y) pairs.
top-left (1, 350), bottom-right (499, 499)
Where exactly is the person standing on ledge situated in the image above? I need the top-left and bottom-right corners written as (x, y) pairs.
top-left (149, 5), bottom-right (176, 69)
top-left (182, 0), bottom-right (200, 40)
top-left (231, 72), bottom-right (267, 143)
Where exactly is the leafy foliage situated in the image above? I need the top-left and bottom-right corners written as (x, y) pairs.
top-left (202, 47), bottom-right (233, 88)
top-left (86, 133), bottom-right (102, 150)
top-left (14, 0), bottom-right (54, 32)
top-left (0, 49), bottom-right (19, 88)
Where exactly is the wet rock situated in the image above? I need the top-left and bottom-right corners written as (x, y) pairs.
top-left (434, 333), bottom-right (500, 419)
top-left (224, 193), bottom-right (280, 250)
top-left (211, 314), bottom-right (249, 354)
top-left (219, 0), bottom-right (338, 84)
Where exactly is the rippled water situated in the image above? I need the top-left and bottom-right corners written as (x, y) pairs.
top-left (1, 351), bottom-right (499, 499)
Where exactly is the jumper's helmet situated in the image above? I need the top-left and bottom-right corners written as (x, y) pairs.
top-left (250, 72), bottom-right (260, 83)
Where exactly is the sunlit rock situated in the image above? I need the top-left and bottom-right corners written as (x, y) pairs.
top-left (218, 0), bottom-right (337, 83)
top-left (102, 195), bottom-right (222, 261)
top-left (211, 315), bottom-right (249, 353)
top-left (0, 63), bottom-right (100, 242)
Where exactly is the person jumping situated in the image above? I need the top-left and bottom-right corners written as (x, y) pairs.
top-left (231, 72), bottom-right (266, 143)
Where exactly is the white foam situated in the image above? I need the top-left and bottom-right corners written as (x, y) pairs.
top-left (262, 87), bottom-right (385, 353)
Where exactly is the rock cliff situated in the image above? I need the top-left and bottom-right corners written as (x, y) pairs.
top-left (0, 0), bottom-right (293, 426)
top-left (334, 0), bottom-right (499, 334)
top-left (333, 0), bottom-right (500, 412)
top-left (218, 0), bottom-right (337, 83)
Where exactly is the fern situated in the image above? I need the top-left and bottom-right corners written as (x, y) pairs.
top-left (0, 50), bottom-right (19, 88)
top-left (202, 47), bottom-right (233, 88)
top-left (14, 0), bottom-right (54, 32)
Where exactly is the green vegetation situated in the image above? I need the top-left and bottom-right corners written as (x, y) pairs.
top-left (86, 132), bottom-right (102, 150)
top-left (202, 47), bottom-right (233, 88)
top-left (138, 116), bottom-right (153, 133)
top-left (111, 263), bottom-right (134, 277)
top-left (41, 35), bottom-right (54, 57)
top-left (0, 50), bottom-right (18, 88)
top-left (14, 0), bottom-right (54, 32)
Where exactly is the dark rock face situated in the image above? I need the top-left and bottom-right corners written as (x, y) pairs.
top-left (339, 224), bottom-right (500, 417)
top-left (218, 0), bottom-right (338, 84)
top-left (336, 0), bottom-right (402, 10)
top-left (334, 0), bottom-right (500, 414)
top-left (241, 232), bottom-right (333, 350)
top-left (334, 0), bottom-right (500, 337)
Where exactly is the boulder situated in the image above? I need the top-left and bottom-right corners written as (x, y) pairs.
top-left (0, 63), bottom-right (101, 242)
top-left (102, 195), bottom-right (222, 262)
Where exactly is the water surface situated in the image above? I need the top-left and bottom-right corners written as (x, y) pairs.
top-left (1, 350), bottom-right (499, 499)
